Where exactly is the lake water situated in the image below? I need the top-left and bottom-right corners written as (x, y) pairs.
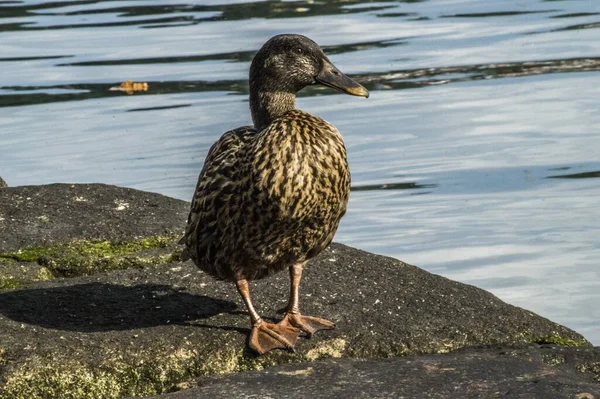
top-left (1, 0), bottom-right (599, 345)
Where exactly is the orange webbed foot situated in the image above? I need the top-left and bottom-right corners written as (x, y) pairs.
top-left (280, 313), bottom-right (335, 338)
top-left (249, 320), bottom-right (301, 355)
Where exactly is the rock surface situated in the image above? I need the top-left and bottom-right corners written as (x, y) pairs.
top-left (0, 183), bottom-right (188, 252)
top-left (149, 345), bottom-right (600, 399)
top-left (0, 184), bottom-right (597, 399)
top-left (0, 183), bottom-right (189, 289)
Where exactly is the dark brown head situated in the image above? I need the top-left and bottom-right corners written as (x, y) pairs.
top-left (249, 34), bottom-right (369, 130)
top-left (250, 34), bottom-right (369, 98)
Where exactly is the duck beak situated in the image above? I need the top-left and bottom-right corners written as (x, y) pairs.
top-left (315, 61), bottom-right (370, 98)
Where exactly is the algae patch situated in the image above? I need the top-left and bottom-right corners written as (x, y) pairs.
top-left (530, 335), bottom-right (591, 347)
top-left (576, 362), bottom-right (600, 382)
top-left (0, 265), bottom-right (54, 290)
top-left (0, 235), bottom-right (181, 279)
top-left (0, 277), bottom-right (24, 290)
top-left (0, 343), bottom-right (277, 399)
top-left (305, 338), bottom-right (346, 361)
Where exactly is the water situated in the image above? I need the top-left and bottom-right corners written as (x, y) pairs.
top-left (1, 0), bottom-right (599, 344)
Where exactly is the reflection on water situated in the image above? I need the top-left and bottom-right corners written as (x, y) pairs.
top-left (0, 0), bottom-right (599, 344)
top-left (4, 54), bottom-right (600, 108)
top-left (0, 0), bottom-right (416, 31)
top-left (548, 170), bottom-right (600, 179)
top-left (351, 181), bottom-right (437, 192)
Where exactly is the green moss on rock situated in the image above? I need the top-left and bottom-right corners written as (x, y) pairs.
top-left (0, 265), bottom-right (55, 291)
top-left (304, 338), bottom-right (347, 361)
top-left (530, 335), bottom-right (590, 347)
top-left (0, 235), bottom-right (180, 278)
top-left (0, 343), bottom-right (287, 399)
top-left (0, 277), bottom-right (24, 290)
top-left (576, 362), bottom-right (600, 382)
top-left (1, 236), bottom-right (175, 262)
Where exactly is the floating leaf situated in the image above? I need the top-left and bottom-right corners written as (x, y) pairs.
top-left (109, 80), bottom-right (149, 94)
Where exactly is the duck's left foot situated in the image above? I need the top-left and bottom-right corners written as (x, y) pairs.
top-left (249, 320), bottom-right (300, 355)
top-left (280, 313), bottom-right (335, 338)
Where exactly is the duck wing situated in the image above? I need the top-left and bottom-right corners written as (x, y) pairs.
top-left (180, 126), bottom-right (257, 263)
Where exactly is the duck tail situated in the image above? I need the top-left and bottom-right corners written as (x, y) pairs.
top-left (180, 248), bottom-right (191, 262)
top-left (178, 235), bottom-right (191, 262)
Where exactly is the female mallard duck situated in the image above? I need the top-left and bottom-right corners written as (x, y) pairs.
top-left (181, 34), bottom-right (369, 354)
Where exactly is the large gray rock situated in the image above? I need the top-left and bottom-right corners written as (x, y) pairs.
top-left (0, 183), bottom-right (189, 286)
top-left (0, 184), bottom-right (596, 399)
top-left (0, 183), bottom-right (189, 252)
top-left (151, 345), bottom-right (600, 399)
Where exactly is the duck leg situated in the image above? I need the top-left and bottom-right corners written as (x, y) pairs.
top-left (279, 263), bottom-right (335, 337)
top-left (235, 279), bottom-right (300, 354)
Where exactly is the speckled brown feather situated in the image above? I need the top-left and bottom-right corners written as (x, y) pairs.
top-left (181, 109), bottom-right (349, 281)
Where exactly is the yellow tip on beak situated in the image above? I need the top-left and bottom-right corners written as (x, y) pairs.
top-left (345, 85), bottom-right (370, 98)
top-left (315, 63), bottom-right (370, 99)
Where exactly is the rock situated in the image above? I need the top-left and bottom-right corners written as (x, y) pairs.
top-left (149, 345), bottom-right (600, 399)
top-left (0, 184), bottom-right (596, 399)
top-left (0, 176), bottom-right (6, 188)
top-left (0, 183), bottom-right (189, 252)
top-left (0, 183), bottom-right (189, 288)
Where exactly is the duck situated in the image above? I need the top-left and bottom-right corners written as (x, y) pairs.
top-left (181, 34), bottom-right (369, 355)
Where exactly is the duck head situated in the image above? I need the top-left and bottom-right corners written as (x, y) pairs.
top-left (249, 34), bottom-right (369, 130)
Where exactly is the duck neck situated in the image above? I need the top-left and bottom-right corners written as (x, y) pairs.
top-left (250, 90), bottom-right (296, 132)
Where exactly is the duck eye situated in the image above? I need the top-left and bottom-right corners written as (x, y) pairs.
top-left (295, 48), bottom-right (303, 54)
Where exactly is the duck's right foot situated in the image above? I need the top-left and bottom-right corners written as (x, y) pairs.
top-left (249, 320), bottom-right (301, 355)
top-left (280, 312), bottom-right (335, 338)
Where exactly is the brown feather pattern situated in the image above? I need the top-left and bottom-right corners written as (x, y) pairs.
top-left (181, 109), bottom-right (349, 281)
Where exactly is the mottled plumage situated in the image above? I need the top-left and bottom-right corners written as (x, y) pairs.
top-left (181, 34), bottom-right (368, 354)
top-left (181, 110), bottom-right (349, 281)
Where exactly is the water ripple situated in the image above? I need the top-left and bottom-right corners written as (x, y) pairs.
top-left (3, 56), bottom-right (599, 108)
top-left (351, 182), bottom-right (437, 192)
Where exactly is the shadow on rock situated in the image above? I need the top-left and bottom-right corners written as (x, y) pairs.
top-left (0, 282), bottom-right (237, 332)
